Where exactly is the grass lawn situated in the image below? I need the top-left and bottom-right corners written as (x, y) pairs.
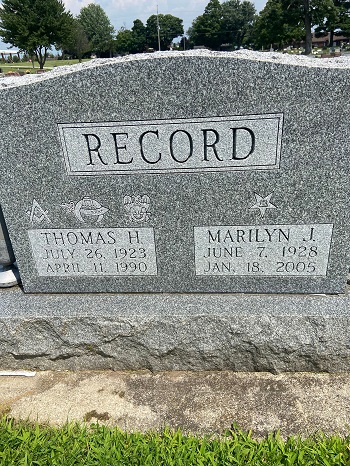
top-left (0, 417), bottom-right (349, 465)
top-left (0, 58), bottom-right (92, 74)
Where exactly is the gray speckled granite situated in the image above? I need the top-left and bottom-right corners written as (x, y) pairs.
top-left (0, 207), bottom-right (14, 265)
top-left (1, 286), bottom-right (350, 372)
top-left (0, 51), bottom-right (349, 293)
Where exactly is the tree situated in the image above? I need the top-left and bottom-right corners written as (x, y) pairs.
top-left (188, 0), bottom-right (224, 49)
top-left (281, 0), bottom-right (337, 54)
top-left (337, 0), bottom-right (350, 35)
top-left (315, 0), bottom-right (350, 46)
top-left (114, 20), bottom-right (147, 55)
top-left (146, 14), bottom-right (184, 50)
top-left (78, 4), bottom-right (115, 57)
top-left (131, 19), bottom-right (147, 53)
top-left (115, 27), bottom-right (133, 55)
top-left (221, 0), bottom-right (256, 48)
top-left (252, 0), bottom-right (303, 49)
top-left (179, 35), bottom-right (194, 50)
top-left (0, 0), bottom-right (72, 69)
top-left (189, 0), bottom-right (256, 49)
top-left (252, 0), bottom-right (340, 53)
top-left (59, 18), bottom-right (90, 61)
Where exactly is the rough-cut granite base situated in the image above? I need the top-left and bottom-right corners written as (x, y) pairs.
top-left (1, 286), bottom-right (350, 372)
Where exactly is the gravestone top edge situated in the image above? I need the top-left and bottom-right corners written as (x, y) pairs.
top-left (0, 50), bottom-right (349, 91)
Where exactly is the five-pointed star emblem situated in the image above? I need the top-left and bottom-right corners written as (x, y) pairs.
top-left (250, 192), bottom-right (276, 218)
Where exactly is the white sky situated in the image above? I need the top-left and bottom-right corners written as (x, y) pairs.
top-left (0, 0), bottom-right (267, 50)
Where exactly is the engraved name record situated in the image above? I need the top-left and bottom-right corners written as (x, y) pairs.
top-left (194, 224), bottom-right (333, 276)
top-left (28, 228), bottom-right (158, 276)
top-left (58, 114), bottom-right (283, 175)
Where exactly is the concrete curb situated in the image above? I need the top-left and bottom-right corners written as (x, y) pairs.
top-left (1, 370), bottom-right (350, 438)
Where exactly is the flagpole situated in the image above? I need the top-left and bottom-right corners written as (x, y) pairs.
top-left (157, 5), bottom-right (161, 51)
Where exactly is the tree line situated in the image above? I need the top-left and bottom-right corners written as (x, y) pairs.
top-left (0, 0), bottom-right (349, 69)
top-left (188, 0), bottom-right (350, 54)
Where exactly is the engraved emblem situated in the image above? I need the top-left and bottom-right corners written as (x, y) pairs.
top-left (250, 192), bottom-right (276, 219)
top-left (62, 197), bottom-right (108, 223)
top-left (27, 199), bottom-right (51, 225)
top-left (123, 195), bottom-right (151, 223)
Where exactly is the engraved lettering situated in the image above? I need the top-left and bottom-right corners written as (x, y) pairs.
top-left (60, 114), bottom-right (283, 175)
top-left (169, 130), bottom-right (193, 163)
top-left (53, 232), bottom-right (65, 245)
top-left (203, 247), bottom-right (243, 258)
top-left (202, 129), bottom-right (222, 161)
top-left (29, 228), bottom-right (157, 277)
top-left (128, 231), bottom-right (140, 244)
top-left (83, 134), bottom-right (107, 166)
top-left (111, 133), bottom-right (132, 164)
top-left (107, 231), bottom-right (116, 244)
top-left (41, 232), bottom-right (52, 244)
top-left (96, 232), bottom-right (107, 244)
top-left (265, 229), bottom-right (277, 242)
top-left (208, 228), bottom-right (291, 244)
top-left (237, 230), bottom-right (245, 242)
top-left (139, 130), bottom-right (161, 164)
top-left (303, 227), bottom-right (315, 242)
top-left (80, 232), bottom-right (93, 244)
top-left (208, 230), bottom-right (220, 243)
top-left (223, 230), bottom-right (234, 242)
top-left (194, 224), bottom-right (333, 277)
top-left (46, 262), bottom-right (83, 273)
top-left (278, 228), bottom-right (290, 242)
top-left (309, 227), bottom-right (315, 241)
top-left (231, 127), bottom-right (255, 160)
top-left (67, 232), bottom-right (78, 245)
top-left (42, 249), bottom-right (75, 260)
top-left (203, 261), bottom-right (233, 273)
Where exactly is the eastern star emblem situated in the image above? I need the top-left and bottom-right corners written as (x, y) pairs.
top-left (27, 199), bottom-right (51, 225)
top-left (62, 197), bottom-right (108, 223)
top-left (250, 192), bottom-right (276, 219)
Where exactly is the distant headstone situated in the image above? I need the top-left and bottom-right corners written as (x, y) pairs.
top-left (0, 51), bottom-right (349, 294)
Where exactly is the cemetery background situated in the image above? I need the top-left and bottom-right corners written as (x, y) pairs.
top-left (1, 0), bottom-right (350, 71)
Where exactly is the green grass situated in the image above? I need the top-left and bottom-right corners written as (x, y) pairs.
top-left (0, 58), bottom-right (92, 74)
top-left (0, 418), bottom-right (349, 465)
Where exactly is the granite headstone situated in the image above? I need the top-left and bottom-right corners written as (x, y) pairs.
top-left (0, 51), bottom-right (349, 294)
